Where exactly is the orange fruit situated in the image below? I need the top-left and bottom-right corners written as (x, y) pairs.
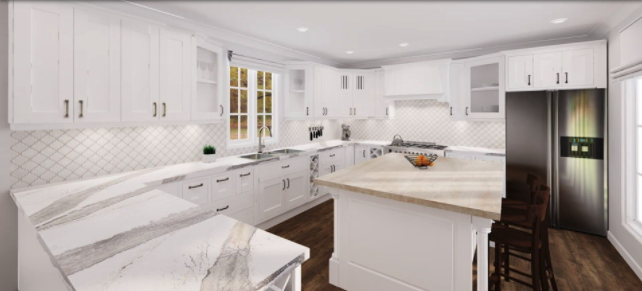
top-left (421, 159), bottom-right (431, 166)
top-left (414, 158), bottom-right (422, 166)
top-left (418, 155), bottom-right (426, 160)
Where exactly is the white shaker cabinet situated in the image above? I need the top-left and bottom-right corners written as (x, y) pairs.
top-left (284, 63), bottom-right (314, 119)
top-left (371, 70), bottom-right (394, 119)
top-left (313, 66), bottom-right (337, 118)
top-left (284, 170), bottom-right (308, 209)
top-left (351, 71), bottom-right (374, 118)
top-left (506, 55), bottom-right (533, 91)
top-left (533, 52), bottom-right (562, 88)
top-left (159, 28), bottom-right (192, 121)
top-left (12, 1), bottom-right (74, 124)
top-left (561, 48), bottom-right (594, 87)
top-left (192, 37), bottom-right (225, 121)
top-left (337, 71), bottom-right (353, 118)
top-left (74, 9), bottom-right (121, 123)
top-left (464, 55), bottom-right (505, 119)
top-left (121, 20), bottom-right (160, 122)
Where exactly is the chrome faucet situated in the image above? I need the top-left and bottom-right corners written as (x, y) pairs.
top-left (258, 126), bottom-right (272, 153)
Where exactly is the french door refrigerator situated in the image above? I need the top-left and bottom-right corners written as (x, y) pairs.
top-left (505, 89), bottom-right (607, 236)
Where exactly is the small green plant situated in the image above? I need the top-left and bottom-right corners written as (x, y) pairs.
top-left (203, 145), bottom-right (216, 155)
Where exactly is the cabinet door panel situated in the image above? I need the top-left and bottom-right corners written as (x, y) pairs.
top-left (372, 70), bottom-right (393, 118)
top-left (121, 20), bottom-right (159, 122)
top-left (160, 28), bottom-right (191, 121)
top-left (13, 2), bottom-right (73, 123)
top-left (352, 72), bottom-right (373, 118)
top-left (562, 49), bottom-right (594, 87)
top-left (258, 177), bottom-right (286, 221)
top-left (210, 173), bottom-right (236, 202)
top-left (285, 171), bottom-right (308, 208)
top-left (337, 72), bottom-right (353, 117)
top-left (506, 55), bottom-right (533, 90)
top-left (74, 9), bottom-right (121, 122)
top-left (285, 65), bottom-right (313, 119)
top-left (313, 66), bottom-right (326, 118)
top-left (193, 38), bottom-right (224, 120)
top-left (533, 52), bottom-right (562, 88)
top-left (354, 146), bottom-right (369, 165)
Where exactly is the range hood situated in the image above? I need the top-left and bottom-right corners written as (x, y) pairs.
top-left (382, 59), bottom-right (451, 101)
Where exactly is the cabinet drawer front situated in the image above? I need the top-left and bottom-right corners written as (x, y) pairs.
top-left (319, 148), bottom-right (345, 166)
top-left (258, 156), bottom-right (307, 181)
top-left (181, 178), bottom-right (210, 205)
top-left (211, 192), bottom-right (254, 217)
top-left (210, 173), bottom-right (236, 202)
top-left (236, 168), bottom-right (255, 193)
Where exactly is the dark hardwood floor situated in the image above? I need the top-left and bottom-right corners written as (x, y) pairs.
top-left (267, 199), bottom-right (642, 291)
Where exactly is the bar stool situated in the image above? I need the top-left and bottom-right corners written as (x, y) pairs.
top-left (490, 186), bottom-right (551, 291)
top-left (502, 173), bottom-right (541, 209)
top-left (499, 184), bottom-right (558, 291)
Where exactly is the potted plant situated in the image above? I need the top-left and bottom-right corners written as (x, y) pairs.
top-left (203, 145), bottom-right (217, 163)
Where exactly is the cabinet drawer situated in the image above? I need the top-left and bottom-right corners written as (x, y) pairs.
top-left (226, 207), bottom-right (255, 226)
top-left (258, 156), bottom-right (307, 181)
top-left (181, 178), bottom-right (210, 205)
top-left (210, 172), bottom-right (236, 202)
top-left (211, 191), bottom-right (254, 218)
top-left (319, 148), bottom-right (345, 166)
top-left (236, 168), bottom-right (255, 193)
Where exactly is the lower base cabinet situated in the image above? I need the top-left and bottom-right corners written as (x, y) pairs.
top-left (258, 170), bottom-right (309, 222)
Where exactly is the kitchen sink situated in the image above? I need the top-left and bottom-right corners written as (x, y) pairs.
top-left (240, 153), bottom-right (277, 160)
top-left (268, 149), bottom-right (304, 155)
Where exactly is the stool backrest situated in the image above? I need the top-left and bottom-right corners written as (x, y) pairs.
top-left (526, 173), bottom-right (542, 204)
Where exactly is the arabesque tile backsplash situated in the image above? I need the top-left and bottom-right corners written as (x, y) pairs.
top-left (10, 100), bottom-right (504, 189)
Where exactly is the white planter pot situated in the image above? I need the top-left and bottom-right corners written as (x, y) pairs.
top-left (203, 154), bottom-right (217, 163)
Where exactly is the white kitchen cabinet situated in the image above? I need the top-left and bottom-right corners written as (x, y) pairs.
top-left (313, 66), bottom-right (337, 118)
top-left (371, 70), bottom-right (395, 119)
top-left (284, 63), bottom-right (314, 119)
top-left (337, 71), bottom-right (353, 118)
top-left (159, 28), bottom-right (192, 121)
top-left (344, 145), bottom-right (355, 166)
top-left (12, 1), bottom-right (74, 124)
top-left (448, 63), bottom-right (466, 120)
top-left (351, 71), bottom-right (374, 118)
top-left (354, 145), bottom-right (370, 165)
top-left (181, 178), bottom-right (210, 205)
top-left (121, 19), bottom-right (160, 122)
top-left (236, 168), bottom-right (255, 193)
top-left (284, 170), bottom-right (308, 209)
top-left (192, 37), bottom-right (224, 121)
top-left (463, 55), bottom-right (505, 119)
top-left (506, 55), bottom-right (534, 91)
top-left (562, 48), bottom-right (594, 87)
top-left (210, 172), bottom-right (236, 202)
top-left (533, 52), bottom-right (562, 88)
top-left (74, 9), bottom-right (121, 123)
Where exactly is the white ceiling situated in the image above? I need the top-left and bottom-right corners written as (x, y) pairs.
top-left (125, 1), bottom-right (629, 66)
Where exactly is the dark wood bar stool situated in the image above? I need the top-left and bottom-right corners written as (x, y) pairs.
top-left (490, 186), bottom-right (551, 291)
top-left (499, 182), bottom-right (559, 291)
top-left (501, 173), bottom-right (541, 209)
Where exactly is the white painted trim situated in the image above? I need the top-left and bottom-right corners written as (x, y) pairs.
top-left (608, 231), bottom-right (642, 281)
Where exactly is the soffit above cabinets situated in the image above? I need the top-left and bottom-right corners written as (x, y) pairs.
top-left (98, 1), bottom-right (633, 67)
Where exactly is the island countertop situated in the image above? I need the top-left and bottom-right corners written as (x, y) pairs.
top-left (314, 153), bottom-right (503, 220)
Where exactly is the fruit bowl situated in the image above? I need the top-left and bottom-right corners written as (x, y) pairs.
top-left (404, 154), bottom-right (438, 169)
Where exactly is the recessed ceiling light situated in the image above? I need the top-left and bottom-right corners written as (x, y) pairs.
top-left (550, 18), bottom-right (568, 24)
top-left (297, 27), bottom-right (309, 32)
top-left (399, 43), bottom-right (410, 47)
top-left (346, 51), bottom-right (355, 54)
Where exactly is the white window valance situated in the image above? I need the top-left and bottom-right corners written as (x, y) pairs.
top-left (229, 51), bottom-right (286, 73)
top-left (611, 14), bottom-right (642, 82)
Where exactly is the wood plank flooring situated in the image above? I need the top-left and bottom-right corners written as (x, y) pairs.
top-left (267, 199), bottom-right (642, 291)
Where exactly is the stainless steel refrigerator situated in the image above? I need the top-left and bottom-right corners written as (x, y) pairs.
top-left (506, 89), bottom-right (607, 236)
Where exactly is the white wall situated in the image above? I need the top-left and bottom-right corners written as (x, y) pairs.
top-left (606, 4), bottom-right (642, 281)
top-left (0, 1), bottom-right (18, 290)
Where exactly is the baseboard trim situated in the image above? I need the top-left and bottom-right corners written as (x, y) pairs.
top-left (608, 231), bottom-right (642, 281)
top-left (257, 194), bottom-right (331, 230)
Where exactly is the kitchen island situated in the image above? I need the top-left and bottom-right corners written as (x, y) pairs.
top-left (315, 153), bottom-right (503, 291)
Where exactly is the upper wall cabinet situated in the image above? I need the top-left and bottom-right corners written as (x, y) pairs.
top-left (313, 66), bottom-right (337, 119)
top-left (74, 9), bottom-right (121, 123)
top-left (337, 70), bottom-right (375, 118)
top-left (370, 70), bottom-right (394, 119)
top-left (504, 40), bottom-right (605, 92)
top-left (120, 19), bottom-right (160, 122)
top-left (12, 2), bottom-right (74, 124)
top-left (284, 63), bottom-right (314, 120)
top-left (159, 28), bottom-right (192, 121)
top-left (192, 37), bottom-right (224, 121)
top-left (448, 55), bottom-right (505, 120)
top-left (382, 60), bottom-right (451, 100)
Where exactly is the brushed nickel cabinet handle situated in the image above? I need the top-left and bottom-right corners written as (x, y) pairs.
top-left (240, 172), bottom-right (251, 177)
top-left (162, 102), bottom-right (167, 117)
top-left (556, 72), bottom-right (560, 84)
top-left (78, 100), bottom-right (84, 118)
top-left (450, 107), bottom-right (453, 116)
top-left (153, 102), bottom-right (157, 117)
top-left (188, 183), bottom-right (203, 189)
top-left (465, 107), bottom-right (469, 116)
top-left (528, 75), bottom-right (531, 86)
top-left (216, 177), bottom-right (229, 183)
top-left (565, 72), bottom-right (568, 84)
top-left (220, 105), bottom-right (224, 116)
top-left (64, 100), bottom-right (69, 118)
top-left (306, 107), bottom-right (309, 116)
top-left (216, 205), bottom-right (229, 212)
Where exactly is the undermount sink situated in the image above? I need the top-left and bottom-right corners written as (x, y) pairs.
top-left (240, 153), bottom-right (277, 160)
top-left (268, 149), bottom-right (304, 155)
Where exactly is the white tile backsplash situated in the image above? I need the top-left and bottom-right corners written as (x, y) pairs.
top-left (10, 100), bottom-right (504, 189)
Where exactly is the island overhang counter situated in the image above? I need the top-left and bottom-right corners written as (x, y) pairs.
top-left (314, 153), bottom-right (503, 291)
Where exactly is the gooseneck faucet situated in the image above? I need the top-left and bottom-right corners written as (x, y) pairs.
top-left (258, 126), bottom-right (272, 153)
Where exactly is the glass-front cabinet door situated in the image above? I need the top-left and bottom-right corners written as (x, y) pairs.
top-left (464, 56), bottom-right (505, 119)
top-left (284, 64), bottom-right (313, 119)
top-left (192, 37), bottom-right (224, 120)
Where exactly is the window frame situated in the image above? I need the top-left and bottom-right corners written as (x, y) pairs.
top-left (622, 76), bottom-right (642, 239)
top-left (226, 66), bottom-right (279, 149)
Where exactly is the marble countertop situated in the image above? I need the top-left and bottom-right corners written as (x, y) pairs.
top-left (445, 146), bottom-right (506, 157)
top-left (314, 153), bottom-right (504, 220)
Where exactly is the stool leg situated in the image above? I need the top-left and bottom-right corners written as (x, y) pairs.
top-left (540, 248), bottom-right (549, 291)
top-left (504, 244), bottom-right (510, 282)
top-left (531, 249), bottom-right (541, 291)
top-left (494, 242), bottom-right (502, 291)
top-left (544, 232), bottom-right (559, 291)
